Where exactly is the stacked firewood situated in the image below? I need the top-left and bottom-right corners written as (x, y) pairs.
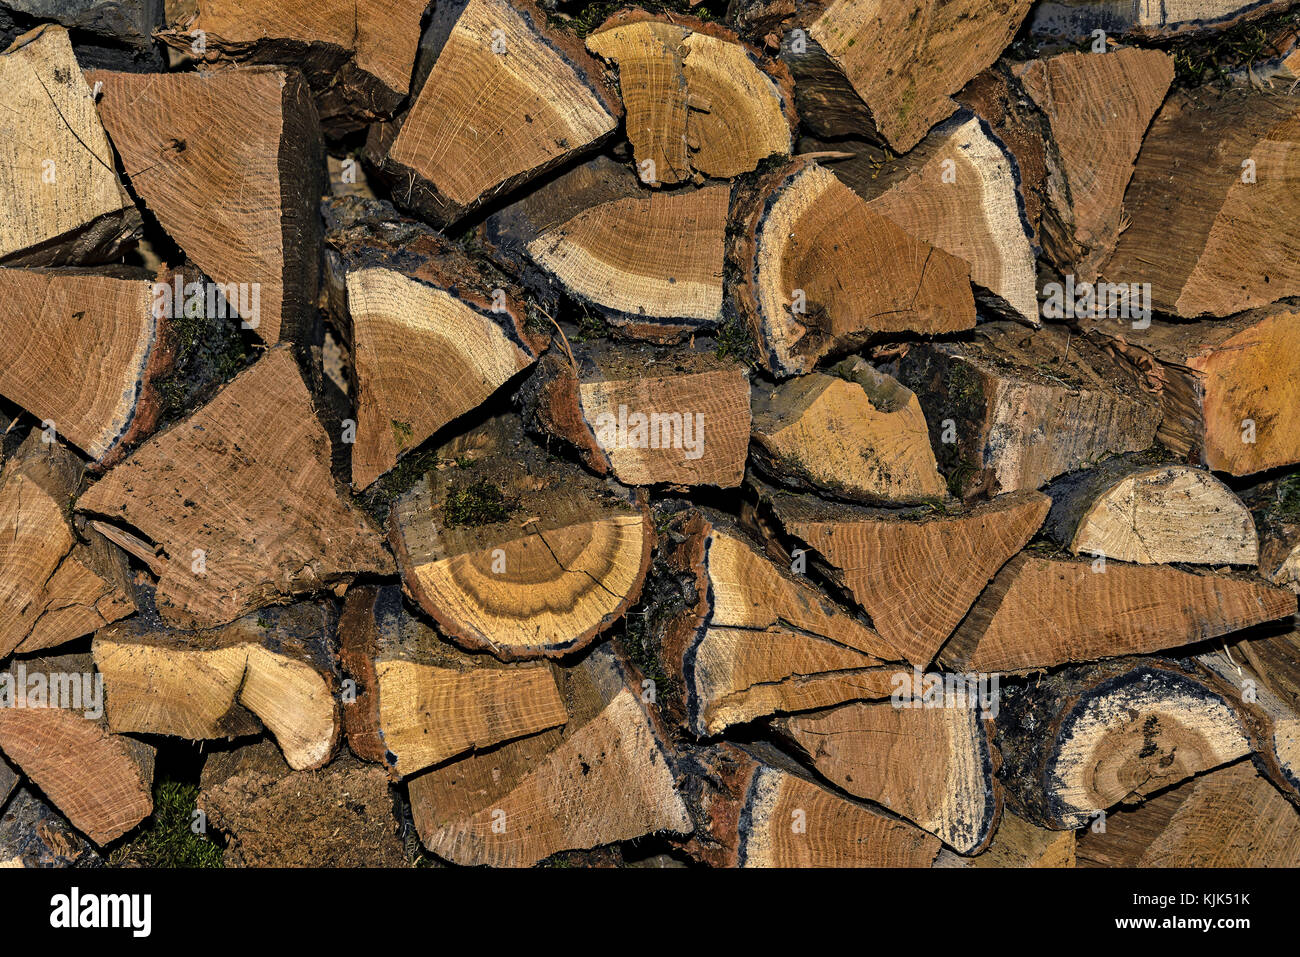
top-left (1, 0), bottom-right (1299, 868)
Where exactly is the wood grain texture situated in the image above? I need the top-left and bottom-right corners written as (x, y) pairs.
top-left (0, 432), bottom-right (135, 660)
top-left (339, 585), bottom-right (567, 777)
top-left (777, 700), bottom-right (1002, 854)
top-left (94, 602), bottom-right (340, 769)
top-left (944, 554), bottom-right (1296, 673)
top-left (1030, 0), bottom-right (1298, 40)
top-left (996, 658), bottom-right (1252, 829)
top-left (731, 159), bottom-right (974, 378)
top-left (808, 0), bottom-right (1034, 152)
top-left (90, 65), bottom-right (324, 343)
top-left (78, 346), bottom-right (394, 629)
top-left (368, 0), bottom-right (619, 226)
top-left (1102, 87), bottom-right (1300, 317)
top-left (751, 359), bottom-right (946, 505)
top-left (0, 25), bottom-right (139, 266)
top-left (586, 11), bottom-right (793, 183)
top-left (408, 648), bottom-right (689, 866)
top-left (761, 486), bottom-right (1050, 667)
top-left (389, 415), bottom-right (652, 661)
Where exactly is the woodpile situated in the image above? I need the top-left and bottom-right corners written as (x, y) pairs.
top-left (2, 0), bottom-right (1300, 873)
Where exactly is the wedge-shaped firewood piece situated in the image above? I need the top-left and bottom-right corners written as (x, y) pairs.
top-left (0, 432), bottom-right (135, 660)
top-left (1099, 311), bottom-right (1300, 476)
top-left (1201, 631), bottom-right (1300, 805)
top-left (673, 741), bottom-right (941, 867)
top-left (633, 508), bottom-right (904, 737)
top-left (0, 787), bottom-right (102, 868)
top-left (1014, 48), bottom-right (1173, 280)
top-left (937, 810), bottom-right (1076, 868)
top-left (484, 156), bottom-right (727, 341)
top-left (892, 322), bottom-right (1161, 498)
top-left (730, 159), bottom-right (974, 378)
top-left (0, 268), bottom-right (176, 464)
top-left (520, 341), bottom-right (750, 487)
top-left (199, 738), bottom-right (406, 866)
top-left (89, 66), bottom-right (324, 343)
top-left (94, 602), bottom-right (341, 770)
top-left (804, 0), bottom-right (1033, 152)
top-left (586, 12), bottom-right (793, 184)
top-left (339, 585), bottom-right (567, 777)
top-left (774, 698), bottom-right (1001, 854)
top-left (995, 658), bottom-right (1251, 829)
top-left (0, 26), bottom-right (139, 265)
top-left (758, 484), bottom-right (1049, 667)
top-left (1103, 87), bottom-right (1300, 316)
top-left (864, 115), bottom-right (1038, 323)
top-left (78, 347), bottom-right (394, 629)
top-left (366, 0), bottom-right (619, 227)
top-left (158, 0), bottom-right (430, 132)
top-left (390, 415), bottom-right (651, 661)
top-left (407, 647), bottom-right (690, 867)
top-left (0, 654), bottom-right (154, 845)
top-left (1044, 454), bottom-right (1257, 565)
top-left (1030, 0), bottom-right (1296, 40)
top-left (322, 195), bottom-right (547, 489)
top-left (1078, 759), bottom-right (1300, 867)
top-left (0, 753), bottom-right (16, 809)
top-left (944, 554), bottom-right (1296, 674)
top-left (1, 0), bottom-right (159, 51)
top-left (751, 358), bottom-right (946, 505)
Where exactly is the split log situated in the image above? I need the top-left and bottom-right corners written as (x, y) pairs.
top-left (673, 741), bottom-right (941, 867)
top-left (774, 699), bottom-right (1001, 854)
top-left (77, 346), bottom-right (395, 629)
top-left (0, 754), bottom-right (15, 810)
top-left (797, 0), bottom-right (1034, 152)
top-left (519, 340), bottom-right (750, 488)
top-left (406, 647), bottom-right (691, 867)
top-left (486, 156), bottom-right (729, 340)
top-left (628, 507), bottom-right (905, 737)
top-left (199, 738), bottom-right (407, 867)
top-left (365, 0), bottom-right (620, 227)
top-left (1102, 87), bottom-right (1300, 317)
top-left (388, 414), bottom-right (652, 661)
top-left (0, 0), bottom-right (160, 52)
top-left (750, 359), bottom-right (945, 504)
top-left (0, 787), bottom-right (102, 868)
top-left (995, 658), bottom-right (1252, 829)
top-left (943, 554), bottom-right (1296, 674)
top-left (756, 484), bottom-right (1049, 667)
top-left (321, 195), bottom-right (548, 489)
top-left (937, 810), bottom-right (1076, 868)
top-left (585, 12), bottom-right (794, 184)
top-left (0, 267), bottom-right (175, 464)
top-left (1043, 455), bottom-right (1258, 565)
top-left (1200, 635), bottom-right (1300, 805)
top-left (890, 322), bottom-right (1161, 498)
top-left (338, 585), bottom-right (568, 777)
top-left (1099, 311), bottom-right (1300, 476)
top-left (729, 158), bottom-right (975, 378)
top-left (0, 653), bottom-right (155, 845)
top-left (0, 25), bottom-right (139, 266)
top-left (1076, 759), bottom-right (1300, 867)
top-left (157, 0), bottom-right (431, 133)
top-left (1029, 0), bottom-right (1297, 40)
top-left (0, 431), bottom-right (135, 660)
top-left (1013, 48), bottom-right (1174, 280)
top-left (89, 65), bottom-right (325, 343)
top-left (856, 114), bottom-right (1038, 323)
top-left (93, 601), bottom-right (341, 770)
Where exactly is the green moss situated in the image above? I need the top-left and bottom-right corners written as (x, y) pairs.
top-left (1275, 472), bottom-right (1300, 521)
top-left (391, 419), bottom-right (415, 451)
top-left (108, 779), bottom-right (223, 868)
top-left (443, 480), bottom-right (516, 527)
top-left (1171, 8), bottom-right (1300, 89)
top-left (711, 312), bottom-right (759, 368)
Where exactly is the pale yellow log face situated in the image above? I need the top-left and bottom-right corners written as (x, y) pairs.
top-left (391, 0), bottom-right (615, 206)
top-left (412, 516), bottom-right (647, 654)
top-left (0, 27), bottom-right (130, 259)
